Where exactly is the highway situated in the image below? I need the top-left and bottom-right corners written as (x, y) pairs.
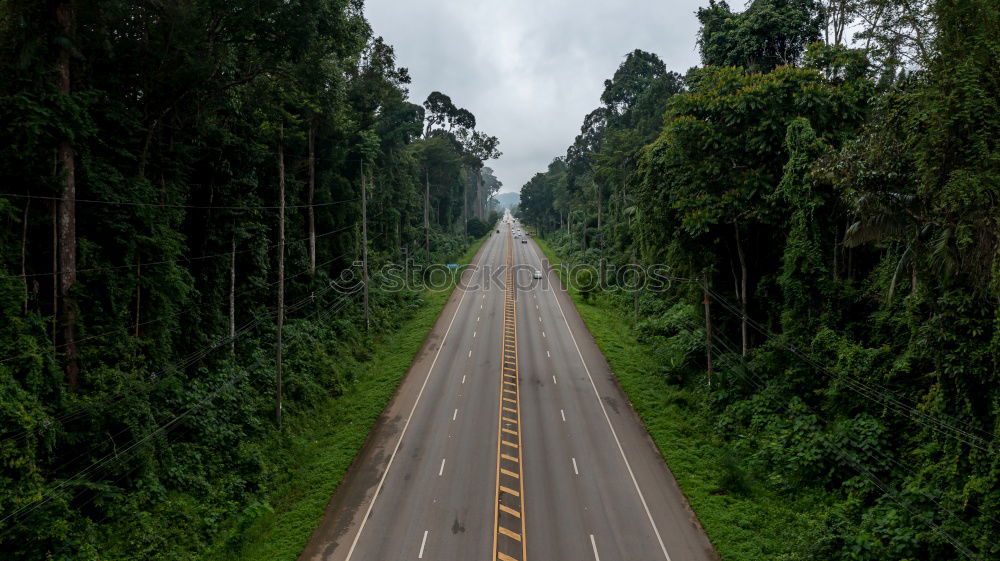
top-left (299, 212), bottom-right (717, 561)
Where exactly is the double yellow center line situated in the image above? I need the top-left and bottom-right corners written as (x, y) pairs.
top-left (491, 228), bottom-right (526, 561)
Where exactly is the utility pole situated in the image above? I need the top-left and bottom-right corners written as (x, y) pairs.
top-left (276, 125), bottom-right (285, 429)
top-left (361, 160), bottom-right (370, 332)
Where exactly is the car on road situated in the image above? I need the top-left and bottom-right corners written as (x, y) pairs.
top-left (533, 269), bottom-right (542, 279)
top-left (521, 238), bottom-right (527, 244)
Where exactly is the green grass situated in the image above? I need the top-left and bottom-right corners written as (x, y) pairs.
top-left (535, 238), bottom-right (826, 561)
top-left (207, 238), bottom-right (486, 561)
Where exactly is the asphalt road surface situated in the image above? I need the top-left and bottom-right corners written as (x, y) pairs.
top-left (299, 216), bottom-right (717, 561)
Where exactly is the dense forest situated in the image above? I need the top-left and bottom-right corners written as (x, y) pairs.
top-left (520, 0), bottom-right (998, 559)
top-left (0, 1), bottom-right (501, 558)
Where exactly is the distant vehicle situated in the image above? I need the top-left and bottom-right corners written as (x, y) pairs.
top-left (533, 269), bottom-right (542, 279)
top-left (496, 229), bottom-right (499, 233)
top-left (521, 239), bottom-right (527, 244)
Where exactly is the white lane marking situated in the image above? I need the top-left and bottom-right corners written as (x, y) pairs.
top-left (530, 244), bottom-right (673, 561)
top-left (419, 530), bottom-right (428, 558)
top-left (468, 349), bottom-right (472, 358)
top-left (542, 331), bottom-right (546, 338)
top-left (453, 408), bottom-right (458, 421)
top-left (553, 375), bottom-right (558, 385)
top-left (344, 253), bottom-right (478, 561)
top-left (590, 534), bottom-right (601, 561)
top-left (546, 350), bottom-right (551, 358)
top-left (439, 458), bottom-right (446, 476)
top-left (477, 316), bottom-right (480, 322)
top-left (536, 304), bottom-right (539, 310)
top-left (473, 331), bottom-right (477, 338)
top-left (462, 375), bottom-right (466, 384)
top-left (481, 304), bottom-right (483, 310)
top-left (572, 457), bottom-right (579, 475)
top-left (561, 409), bottom-right (566, 422)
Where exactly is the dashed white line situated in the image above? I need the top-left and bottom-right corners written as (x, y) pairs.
top-left (453, 408), bottom-right (458, 421)
top-left (572, 457), bottom-right (579, 475)
top-left (561, 409), bottom-right (566, 422)
top-left (462, 375), bottom-right (466, 384)
top-left (546, 350), bottom-right (551, 358)
top-left (538, 316), bottom-right (542, 322)
top-left (530, 243), bottom-right (674, 561)
top-left (590, 534), bottom-right (601, 561)
top-left (438, 458), bottom-right (446, 476)
top-left (343, 250), bottom-right (478, 561)
top-left (468, 349), bottom-right (472, 358)
top-left (553, 375), bottom-right (558, 385)
top-left (473, 331), bottom-right (477, 338)
top-left (419, 530), bottom-right (428, 558)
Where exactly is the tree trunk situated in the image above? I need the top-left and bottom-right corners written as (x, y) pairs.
top-left (832, 222), bottom-right (839, 282)
top-left (476, 169), bottom-right (483, 219)
top-left (276, 128), bottom-right (285, 429)
top-left (308, 124), bottom-right (316, 276)
top-left (134, 258), bottom-right (141, 337)
top-left (51, 201), bottom-right (57, 345)
top-left (361, 161), bottom-right (369, 332)
top-left (424, 170), bottom-right (430, 261)
top-left (598, 185), bottom-right (604, 283)
top-left (55, 0), bottom-right (78, 387)
top-left (734, 221), bottom-right (748, 356)
top-left (229, 232), bottom-right (236, 356)
top-left (703, 271), bottom-right (713, 387)
top-left (21, 200), bottom-right (30, 314)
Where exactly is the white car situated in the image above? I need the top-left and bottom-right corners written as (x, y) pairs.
top-left (533, 270), bottom-right (542, 279)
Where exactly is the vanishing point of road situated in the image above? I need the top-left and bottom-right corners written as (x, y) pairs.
top-left (298, 214), bottom-right (718, 561)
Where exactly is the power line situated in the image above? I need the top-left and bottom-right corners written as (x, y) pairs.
top-left (0, 247), bottom-right (361, 365)
top-left (0, 282), bottom-right (350, 445)
top-left (0, 192), bottom-right (359, 211)
top-left (702, 330), bottom-right (983, 560)
top-left (0, 292), bottom-right (357, 535)
top-left (3, 220), bottom-right (359, 280)
top-left (695, 281), bottom-right (996, 452)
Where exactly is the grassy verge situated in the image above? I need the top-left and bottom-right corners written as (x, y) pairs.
top-left (535, 237), bottom-right (826, 561)
top-left (208, 237), bottom-right (486, 561)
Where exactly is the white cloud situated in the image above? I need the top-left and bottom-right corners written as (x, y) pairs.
top-left (364, 0), bottom-right (706, 193)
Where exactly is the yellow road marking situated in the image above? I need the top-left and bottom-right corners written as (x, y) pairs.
top-left (492, 227), bottom-right (527, 561)
top-left (500, 504), bottom-right (521, 518)
top-left (500, 485), bottom-right (520, 497)
top-left (499, 526), bottom-right (522, 541)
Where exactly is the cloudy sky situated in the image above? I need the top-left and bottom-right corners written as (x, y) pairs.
top-left (364, 0), bottom-right (707, 194)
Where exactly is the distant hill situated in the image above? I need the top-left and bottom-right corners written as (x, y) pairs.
top-left (493, 191), bottom-right (520, 210)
